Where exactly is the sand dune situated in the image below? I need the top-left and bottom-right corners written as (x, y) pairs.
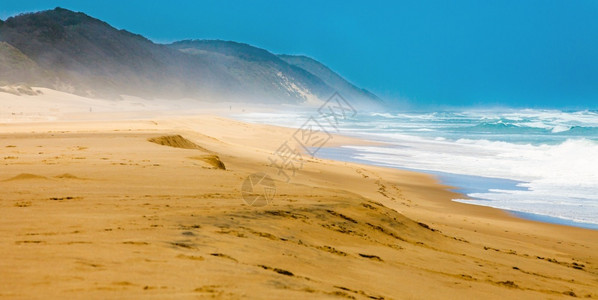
top-left (148, 134), bottom-right (211, 152)
top-left (0, 85), bottom-right (43, 96)
top-left (54, 173), bottom-right (85, 179)
top-left (2, 173), bottom-right (48, 181)
top-left (188, 155), bottom-right (226, 170)
top-left (0, 114), bottom-right (596, 299)
top-left (148, 135), bottom-right (225, 169)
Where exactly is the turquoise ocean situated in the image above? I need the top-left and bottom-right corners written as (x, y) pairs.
top-left (235, 109), bottom-right (598, 230)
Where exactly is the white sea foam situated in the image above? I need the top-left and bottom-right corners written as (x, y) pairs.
top-left (345, 130), bottom-right (598, 225)
top-left (234, 109), bottom-right (598, 226)
top-left (370, 109), bottom-right (598, 134)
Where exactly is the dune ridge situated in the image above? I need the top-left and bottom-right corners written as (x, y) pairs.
top-left (148, 135), bottom-right (210, 152)
top-left (3, 173), bottom-right (48, 181)
top-left (188, 155), bottom-right (226, 170)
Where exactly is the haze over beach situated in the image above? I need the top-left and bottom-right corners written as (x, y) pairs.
top-left (1, 1), bottom-right (598, 299)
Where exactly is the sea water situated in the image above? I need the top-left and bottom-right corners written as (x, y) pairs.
top-left (234, 109), bottom-right (598, 229)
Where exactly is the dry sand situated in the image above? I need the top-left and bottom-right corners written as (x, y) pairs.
top-left (0, 92), bottom-right (597, 299)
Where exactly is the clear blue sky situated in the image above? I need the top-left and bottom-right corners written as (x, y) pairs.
top-left (2, 0), bottom-right (597, 109)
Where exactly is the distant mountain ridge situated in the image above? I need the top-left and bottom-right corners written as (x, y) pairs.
top-left (0, 7), bottom-right (382, 106)
top-left (278, 54), bottom-right (382, 104)
top-left (168, 40), bottom-right (332, 105)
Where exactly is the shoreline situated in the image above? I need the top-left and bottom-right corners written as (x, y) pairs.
top-left (314, 144), bottom-right (598, 231)
top-left (1, 114), bottom-right (597, 298)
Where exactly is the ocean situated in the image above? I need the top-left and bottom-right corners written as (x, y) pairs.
top-left (234, 109), bottom-right (598, 230)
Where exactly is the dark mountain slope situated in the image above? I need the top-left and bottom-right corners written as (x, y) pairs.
top-left (0, 8), bottom-right (382, 105)
top-left (0, 8), bottom-right (225, 99)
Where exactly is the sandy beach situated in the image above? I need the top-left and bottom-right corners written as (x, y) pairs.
top-left (2, 3), bottom-right (597, 298)
top-left (0, 96), bottom-right (596, 300)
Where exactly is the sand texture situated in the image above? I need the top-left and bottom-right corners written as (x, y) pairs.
top-left (0, 112), bottom-right (597, 299)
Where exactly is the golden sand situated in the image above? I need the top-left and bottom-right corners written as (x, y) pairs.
top-left (0, 115), bottom-right (596, 299)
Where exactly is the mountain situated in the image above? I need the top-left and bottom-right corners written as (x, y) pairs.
top-left (0, 7), bottom-right (382, 105)
top-left (168, 40), bottom-right (332, 104)
top-left (0, 41), bottom-right (55, 86)
top-left (278, 54), bottom-right (382, 104)
top-left (0, 8), bottom-right (223, 99)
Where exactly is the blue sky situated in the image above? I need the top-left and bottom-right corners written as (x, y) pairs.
top-left (2, 1), bottom-right (597, 109)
